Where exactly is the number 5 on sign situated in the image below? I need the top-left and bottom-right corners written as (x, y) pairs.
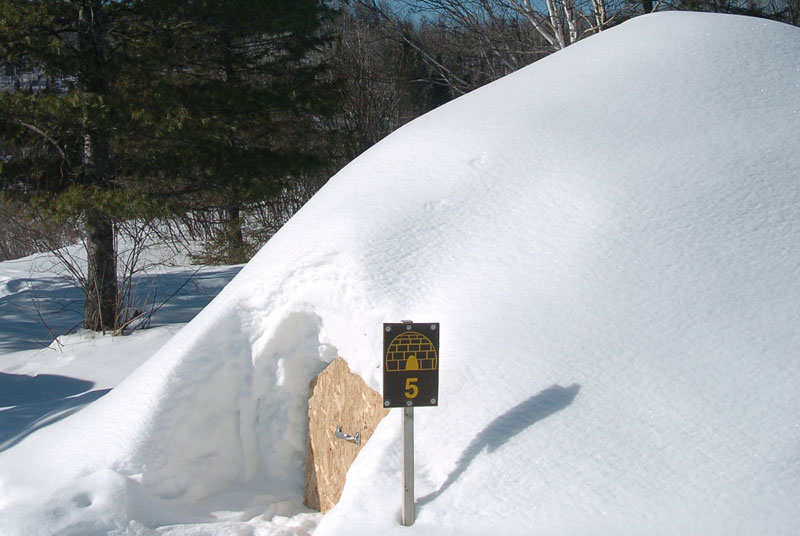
top-left (405, 377), bottom-right (419, 399)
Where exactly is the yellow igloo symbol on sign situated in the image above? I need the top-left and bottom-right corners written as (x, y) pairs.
top-left (385, 331), bottom-right (438, 372)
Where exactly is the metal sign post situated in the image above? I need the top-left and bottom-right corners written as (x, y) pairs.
top-left (383, 321), bottom-right (439, 527)
top-left (402, 406), bottom-right (414, 526)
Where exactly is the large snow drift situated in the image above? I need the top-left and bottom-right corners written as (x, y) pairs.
top-left (2, 12), bottom-right (799, 535)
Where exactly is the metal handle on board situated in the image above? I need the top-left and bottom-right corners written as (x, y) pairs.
top-left (334, 425), bottom-right (361, 446)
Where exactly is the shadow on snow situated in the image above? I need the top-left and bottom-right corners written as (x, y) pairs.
top-left (418, 383), bottom-right (581, 507)
top-left (0, 372), bottom-right (111, 452)
top-left (0, 266), bottom-right (242, 352)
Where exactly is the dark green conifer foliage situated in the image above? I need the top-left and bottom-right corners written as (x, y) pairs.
top-left (0, 0), bottom-right (336, 330)
top-left (123, 0), bottom-right (337, 263)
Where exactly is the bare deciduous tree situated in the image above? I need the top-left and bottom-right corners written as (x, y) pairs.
top-left (354, 0), bottom-right (550, 98)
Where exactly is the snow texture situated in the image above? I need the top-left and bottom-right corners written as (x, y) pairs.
top-left (1, 12), bottom-right (799, 535)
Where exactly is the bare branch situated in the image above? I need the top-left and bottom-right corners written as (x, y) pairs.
top-left (354, 0), bottom-right (472, 93)
top-left (5, 119), bottom-right (68, 161)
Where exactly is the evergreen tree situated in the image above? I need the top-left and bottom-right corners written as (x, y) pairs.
top-left (121, 0), bottom-right (338, 263)
top-left (0, 0), bottom-right (336, 330)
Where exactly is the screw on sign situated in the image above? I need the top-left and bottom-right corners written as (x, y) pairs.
top-left (383, 322), bottom-right (439, 408)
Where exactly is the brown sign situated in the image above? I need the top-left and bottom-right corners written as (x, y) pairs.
top-left (383, 322), bottom-right (439, 408)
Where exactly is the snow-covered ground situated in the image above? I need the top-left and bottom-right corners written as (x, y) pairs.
top-left (0, 244), bottom-right (242, 459)
top-left (1, 11), bottom-right (799, 535)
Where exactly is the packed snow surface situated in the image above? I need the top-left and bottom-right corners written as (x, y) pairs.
top-left (1, 12), bottom-right (799, 535)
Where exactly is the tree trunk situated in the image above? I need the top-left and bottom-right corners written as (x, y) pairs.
top-left (82, 126), bottom-right (116, 331)
top-left (592, 0), bottom-right (608, 30)
top-left (84, 208), bottom-right (117, 331)
top-left (224, 205), bottom-right (247, 264)
top-left (78, 2), bottom-right (118, 331)
top-left (219, 35), bottom-right (248, 265)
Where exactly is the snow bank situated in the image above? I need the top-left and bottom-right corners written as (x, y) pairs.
top-left (1, 12), bottom-right (799, 535)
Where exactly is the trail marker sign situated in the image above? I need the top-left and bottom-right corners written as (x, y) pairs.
top-left (383, 322), bottom-right (439, 408)
top-left (383, 321), bottom-right (440, 526)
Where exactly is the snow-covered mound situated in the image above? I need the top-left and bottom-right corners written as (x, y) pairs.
top-left (1, 12), bottom-right (799, 535)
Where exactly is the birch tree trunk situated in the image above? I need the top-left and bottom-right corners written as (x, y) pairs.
top-left (562, 0), bottom-right (579, 44)
top-left (592, 0), bottom-right (609, 31)
top-left (544, 0), bottom-right (568, 49)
